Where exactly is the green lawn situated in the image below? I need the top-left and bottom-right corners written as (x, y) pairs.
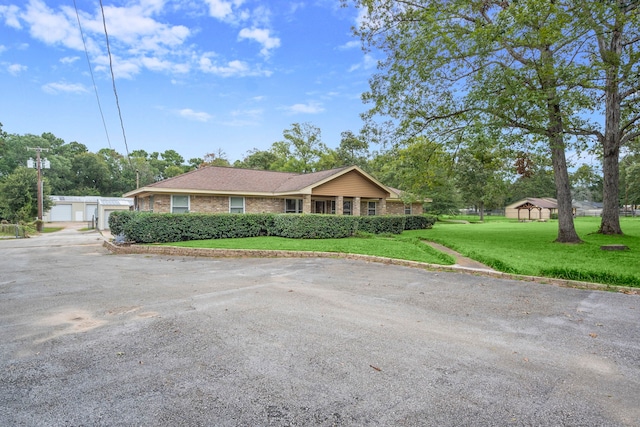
top-left (406, 216), bottom-right (640, 287)
top-left (166, 216), bottom-right (640, 288)
top-left (166, 235), bottom-right (456, 265)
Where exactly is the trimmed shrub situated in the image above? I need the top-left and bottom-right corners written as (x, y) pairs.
top-left (122, 213), bottom-right (275, 244)
top-left (272, 214), bottom-right (358, 239)
top-left (357, 215), bottom-right (405, 235)
top-left (108, 210), bottom-right (137, 237)
top-left (404, 215), bottom-right (437, 230)
top-left (117, 212), bottom-right (432, 243)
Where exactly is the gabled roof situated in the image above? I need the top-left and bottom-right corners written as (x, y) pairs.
top-left (123, 165), bottom-right (393, 198)
top-left (507, 197), bottom-right (560, 209)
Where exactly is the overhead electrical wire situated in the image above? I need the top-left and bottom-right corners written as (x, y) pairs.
top-left (98, 0), bottom-right (132, 165)
top-left (72, 0), bottom-right (112, 150)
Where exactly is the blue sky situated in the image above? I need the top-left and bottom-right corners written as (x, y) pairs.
top-left (0, 0), bottom-right (375, 163)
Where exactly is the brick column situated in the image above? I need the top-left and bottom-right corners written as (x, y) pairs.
top-left (379, 198), bottom-right (387, 215)
top-left (336, 196), bottom-right (343, 215)
top-left (353, 197), bottom-right (361, 216)
top-left (303, 194), bottom-right (312, 214)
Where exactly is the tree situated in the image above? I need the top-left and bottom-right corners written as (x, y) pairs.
top-left (234, 149), bottom-right (279, 170)
top-left (455, 148), bottom-right (508, 221)
top-left (350, 0), bottom-right (596, 243)
top-left (569, 2), bottom-right (640, 234)
top-left (201, 149), bottom-right (231, 167)
top-left (0, 167), bottom-right (52, 222)
top-left (336, 131), bottom-right (370, 168)
top-left (278, 123), bottom-right (328, 173)
top-left (570, 164), bottom-right (603, 203)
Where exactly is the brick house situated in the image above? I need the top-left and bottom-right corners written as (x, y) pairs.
top-left (123, 165), bottom-right (423, 216)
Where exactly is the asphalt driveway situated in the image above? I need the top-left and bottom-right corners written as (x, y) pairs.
top-left (1, 226), bottom-right (639, 426)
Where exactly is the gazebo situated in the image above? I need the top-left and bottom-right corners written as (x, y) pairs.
top-left (506, 197), bottom-right (575, 221)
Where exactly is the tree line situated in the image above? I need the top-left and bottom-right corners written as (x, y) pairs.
top-left (1, 120), bottom-right (624, 224)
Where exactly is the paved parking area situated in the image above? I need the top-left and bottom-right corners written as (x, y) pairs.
top-left (1, 226), bottom-right (639, 426)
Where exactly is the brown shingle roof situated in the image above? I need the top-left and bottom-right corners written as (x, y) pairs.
top-left (142, 165), bottom-right (353, 194)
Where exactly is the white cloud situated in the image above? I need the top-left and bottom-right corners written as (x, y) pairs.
top-left (238, 27), bottom-right (280, 57)
top-left (42, 81), bottom-right (88, 94)
top-left (0, 45), bottom-right (6, 54)
top-left (282, 101), bottom-right (325, 115)
top-left (338, 40), bottom-right (360, 50)
top-left (60, 56), bottom-right (79, 64)
top-left (7, 63), bottom-right (27, 75)
top-left (22, 0), bottom-right (84, 51)
top-left (178, 108), bottom-right (212, 122)
top-left (199, 54), bottom-right (271, 77)
top-left (0, 4), bottom-right (21, 29)
top-left (231, 108), bottom-right (263, 119)
top-left (348, 53), bottom-right (377, 72)
top-left (204, 0), bottom-right (244, 20)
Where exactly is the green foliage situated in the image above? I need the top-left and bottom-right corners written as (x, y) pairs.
top-left (356, 215), bottom-right (405, 235)
top-left (108, 210), bottom-right (137, 237)
top-left (272, 214), bottom-right (357, 239)
top-left (123, 213), bottom-right (275, 244)
top-left (115, 212), bottom-right (435, 243)
top-left (0, 167), bottom-right (52, 222)
top-left (404, 215), bottom-right (436, 230)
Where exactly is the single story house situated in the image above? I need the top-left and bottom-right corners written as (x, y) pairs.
top-left (44, 196), bottom-right (134, 230)
top-left (505, 197), bottom-right (576, 220)
top-left (123, 165), bottom-right (424, 216)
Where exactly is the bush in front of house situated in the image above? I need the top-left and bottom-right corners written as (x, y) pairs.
top-left (108, 210), bottom-right (137, 237)
top-left (122, 213), bottom-right (275, 244)
top-left (272, 214), bottom-right (358, 239)
top-left (404, 215), bottom-right (437, 230)
top-left (357, 215), bottom-right (405, 235)
top-left (115, 212), bottom-right (436, 243)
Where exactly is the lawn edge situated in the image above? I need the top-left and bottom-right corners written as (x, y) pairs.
top-left (103, 241), bottom-right (637, 295)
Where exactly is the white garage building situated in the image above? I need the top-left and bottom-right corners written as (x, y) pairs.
top-left (44, 196), bottom-right (133, 231)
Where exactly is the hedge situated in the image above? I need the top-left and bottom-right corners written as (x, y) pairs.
top-left (109, 211), bottom-right (435, 244)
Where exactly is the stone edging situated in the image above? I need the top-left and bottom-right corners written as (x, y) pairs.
top-left (102, 240), bottom-right (637, 294)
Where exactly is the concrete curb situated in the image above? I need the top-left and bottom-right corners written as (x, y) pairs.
top-left (102, 240), bottom-right (638, 295)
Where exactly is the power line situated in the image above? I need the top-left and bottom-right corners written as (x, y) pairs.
top-left (72, 0), bottom-right (112, 150)
top-left (99, 0), bottom-right (132, 165)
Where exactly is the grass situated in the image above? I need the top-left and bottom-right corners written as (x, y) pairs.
top-left (405, 216), bottom-right (640, 288)
top-left (164, 235), bottom-right (456, 265)
top-left (164, 216), bottom-right (640, 288)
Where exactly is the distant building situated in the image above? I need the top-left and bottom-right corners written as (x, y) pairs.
top-left (44, 196), bottom-right (133, 230)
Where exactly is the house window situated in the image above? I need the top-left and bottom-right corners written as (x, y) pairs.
top-left (329, 200), bottom-right (336, 214)
top-left (368, 201), bottom-right (377, 216)
top-left (285, 199), bottom-right (303, 213)
top-left (343, 200), bottom-right (352, 215)
top-left (229, 197), bottom-right (245, 214)
top-left (404, 204), bottom-right (412, 215)
top-left (171, 195), bottom-right (189, 213)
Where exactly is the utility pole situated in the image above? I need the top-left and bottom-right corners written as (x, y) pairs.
top-left (27, 147), bottom-right (49, 231)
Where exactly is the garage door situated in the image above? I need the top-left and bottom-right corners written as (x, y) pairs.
top-left (50, 204), bottom-right (73, 221)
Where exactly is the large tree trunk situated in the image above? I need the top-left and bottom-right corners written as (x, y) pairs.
top-left (598, 18), bottom-right (623, 235)
top-left (478, 201), bottom-right (484, 221)
top-left (550, 133), bottom-right (582, 243)
top-left (547, 96), bottom-right (582, 243)
top-left (600, 140), bottom-right (622, 234)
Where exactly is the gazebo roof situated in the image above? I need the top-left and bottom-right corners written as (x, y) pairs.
top-left (513, 197), bottom-right (558, 210)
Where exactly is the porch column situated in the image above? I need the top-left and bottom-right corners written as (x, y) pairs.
top-left (379, 198), bottom-right (387, 215)
top-left (303, 194), bottom-right (312, 214)
top-left (336, 196), bottom-right (343, 215)
top-left (353, 197), bottom-right (361, 216)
